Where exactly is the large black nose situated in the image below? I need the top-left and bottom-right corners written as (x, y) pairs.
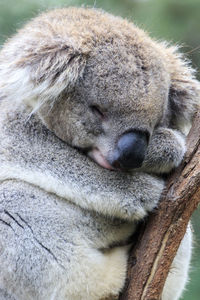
top-left (111, 131), bottom-right (148, 170)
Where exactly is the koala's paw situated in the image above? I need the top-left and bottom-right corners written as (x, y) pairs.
top-left (120, 173), bottom-right (165, 221)
top-left (142, 128), bottom-right (186, 174)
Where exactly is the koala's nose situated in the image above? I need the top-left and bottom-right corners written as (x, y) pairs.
top-left (111, 131), bottom-right (148, 170)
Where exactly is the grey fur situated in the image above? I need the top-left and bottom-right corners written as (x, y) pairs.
top-left (0, 7), bottom-right (199, 300)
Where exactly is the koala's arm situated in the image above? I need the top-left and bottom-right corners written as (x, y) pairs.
top-left (142, 127), bottom-right (186, 174)
top-left (79, 171), bottom-right (165, 222)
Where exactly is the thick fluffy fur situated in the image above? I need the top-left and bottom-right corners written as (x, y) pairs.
top-left (0, 7), bottom-right (199, 300)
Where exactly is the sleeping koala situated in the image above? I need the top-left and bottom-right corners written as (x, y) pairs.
top-left (0, 7), bottom-right (199, 300)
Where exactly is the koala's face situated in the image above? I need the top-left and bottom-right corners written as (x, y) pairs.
top-left (0, 7), bottom-right (198, 173)
top-left (39, 42), bottom-right (170, 171)
top-left (1, 8), bottom-right (198, 171)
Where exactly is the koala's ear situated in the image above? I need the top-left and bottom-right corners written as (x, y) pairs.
top-left (0, 42), bottom-right (87, 110)
top-left (166, 46), bottom-right (200, 134)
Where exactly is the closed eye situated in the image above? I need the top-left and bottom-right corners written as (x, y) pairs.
top-left (89, 105), bottom-right (105, 119)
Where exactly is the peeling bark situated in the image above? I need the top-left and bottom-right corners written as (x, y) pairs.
top-left (119, 111), bottom-right (200, 300)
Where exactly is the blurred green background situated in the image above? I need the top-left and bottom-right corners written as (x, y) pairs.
top-left (0, 0), bottom-right (199, 299)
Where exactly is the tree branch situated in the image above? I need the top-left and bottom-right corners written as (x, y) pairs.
top-left (119, 111), bottom-right (200, 300)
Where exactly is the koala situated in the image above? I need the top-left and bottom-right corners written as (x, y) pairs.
top-left (0, 7), bottom-right (199, 300)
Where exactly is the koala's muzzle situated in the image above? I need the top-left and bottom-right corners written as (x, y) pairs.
top-left (111, 131), bottom-right (148, 170)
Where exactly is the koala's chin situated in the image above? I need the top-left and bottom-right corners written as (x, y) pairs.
top-left (88, 148), bottom-right (115, 170)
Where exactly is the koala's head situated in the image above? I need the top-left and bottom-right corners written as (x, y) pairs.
top-left (0, 8), bottom-right (199, 171)
top-left (38, 43), bottom-right (169, 171)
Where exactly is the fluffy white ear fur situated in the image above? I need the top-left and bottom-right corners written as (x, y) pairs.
top-left (0, 44), bottom-right (86, 113)
top-left (165, 45), bottom-right (200, 134)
